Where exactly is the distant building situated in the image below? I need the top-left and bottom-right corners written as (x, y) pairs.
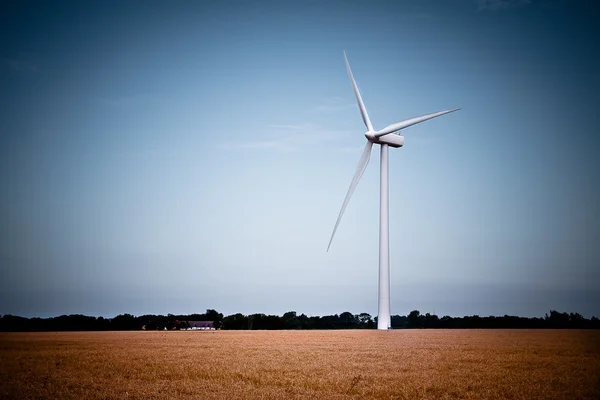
top-left (186, 321), bottom-right (215, 330)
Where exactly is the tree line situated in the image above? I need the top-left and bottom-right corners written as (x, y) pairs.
top-left (0, 309), bottom-right (598, 332)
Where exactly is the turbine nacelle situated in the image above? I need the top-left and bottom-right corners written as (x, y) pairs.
top-left (365, 131), bottom-right (404, 148)
top-left (372, 133), bottom-right (404, 148)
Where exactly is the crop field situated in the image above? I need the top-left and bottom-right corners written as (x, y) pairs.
top-left (1, 330), bottom-right (598, 399)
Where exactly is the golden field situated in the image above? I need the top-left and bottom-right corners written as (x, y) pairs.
top-left (1, 330), bottom-right (598, 399)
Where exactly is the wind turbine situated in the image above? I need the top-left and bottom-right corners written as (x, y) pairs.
top-left (327, 51), bottom-right (460, 330)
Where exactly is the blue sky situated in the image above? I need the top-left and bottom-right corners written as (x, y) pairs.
top-left (1, 0), bottom-right (599, 318)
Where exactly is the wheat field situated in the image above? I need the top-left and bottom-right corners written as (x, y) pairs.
top-left (1, 330), bottom-right (598, 399)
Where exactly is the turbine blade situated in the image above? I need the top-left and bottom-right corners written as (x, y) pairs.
top-left (375, 108), bottom-right (460, 138)
top-left (327, 141), bottom-right (373, 252)
top-left (344, 51), bottom-right (374, 132)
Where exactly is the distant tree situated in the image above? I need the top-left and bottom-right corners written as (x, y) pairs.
top-left (438, 315), bottom-right (452, 328)
top-left (283, 311), bottom-right (301, 329)
top-left (111, 314), bottom-right (138, 330)
top-left (248, 313), bottom-right (284, 330)
top-left (424, 313), bottom-right (440, 329)
top-left (223, 313), bottom-right (248, 330)
top-left (546, 310), bottom-right (570, 328)
top-left (297, 313), bottom-right (310, 329)
top-left (0, 315), bottom-right (30, 331)
top-left (97, 316), bottom-right (109, 330)
top-left (569, 313), bottom-right (585, 328)
top-left (407, 310), bottom-right (424, 329)
top-left (357, 313), bottom-right (373, 328)
top-left (319, 314), bottom-right (342, 329)
top-left (339, 312), bottom-right (357, 328)
top-left (205, 309), bottom-right (224, 329)
top-left (391, 315), bottom-right (407, 329)
top-left (2, 309), bottom-right (599, 331)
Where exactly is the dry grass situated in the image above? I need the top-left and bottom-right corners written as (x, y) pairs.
top-left (1, 330), bottom-right (598, 399)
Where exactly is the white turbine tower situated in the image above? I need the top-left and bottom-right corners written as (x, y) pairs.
top-left (327, 51), bottom-right (460, 330)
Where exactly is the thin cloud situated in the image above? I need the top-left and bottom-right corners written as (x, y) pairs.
top-left (408, 136), bottom-right (437, 146)
top-left (313, 97), bottom-right (356, 113)
top-left (315, 104), bottom-right (356, 112)
top-left (98, 94), bottom-right (166, 108)
top-left (266, 124), bottom-right (304, 130)
top-left (476, 0), bottom-right (532, 10)
top-left (220, 139), bottom-right (298, 153)
top-left (236, 141), bottom-right (285, 150)
top-left (3, 58), bottom-right (38, 73)
top-left (223, 124), bottom-right (345, 152)
top-left (407, 13), bottom-right (433, 20)
top-left (336, 145), bottom-right (366, 154)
